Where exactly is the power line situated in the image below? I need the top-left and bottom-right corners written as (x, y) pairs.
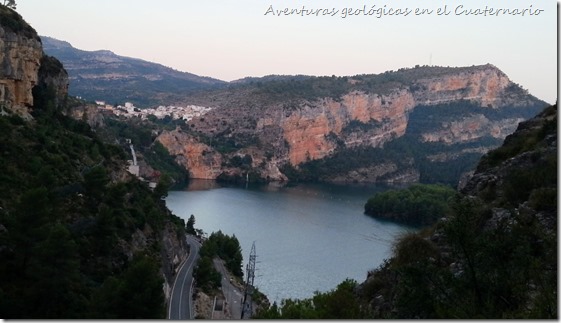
top-left (241, 242), bottom-right (256, 319)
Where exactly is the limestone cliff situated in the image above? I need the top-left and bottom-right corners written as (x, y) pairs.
top-left (413, 65), bottom-right (523, 108)
top-left (36, 54), bottom-right (69, 109)
top-left (156, 129), bottom-right (224, 179)
top-left (157, 64), bottom-right (545, 184)
top-left (0, 6), bottom-right (42, 118)
top-left (280, 90), bottom-right (416, 165)
top-left (420, 115), bottom-right (525, 144)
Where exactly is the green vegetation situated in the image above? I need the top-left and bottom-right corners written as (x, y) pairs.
top-left (193, 256), bottom-right (222, 293)
top-left (186, 214), bottom-right (196, 235)
top-left (479, 106), bottom-right (557, 170)
top-left (0, 3), bottom-right (37, 39)
top-left (255, 279), bottom-right (369, 319)
top-left (98, 118), bottom-right (189, 187)
top-left (0, 56), bottom-right (185, 318)
top-left (364, 184), bottom-right (457, 226)
top-left (360, 196), bottom-right (556, 319)
top-left (243, 65), bottom-right (544, 105)
top-left (256, 75), bottom-right (351, 102)
top-left (341, 119), bottom-right (382, 134)
top-left (200, 231), bottom-right (243, 277)
top-left (281, 136), bottom-right (487, 185)
top-left (193, 230), bottom-right (244, 293)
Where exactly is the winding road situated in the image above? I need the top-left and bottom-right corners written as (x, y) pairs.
top-left (213, 258), bottom-right (245, 319)
top-left (168, 235), bottom-right (201, 320)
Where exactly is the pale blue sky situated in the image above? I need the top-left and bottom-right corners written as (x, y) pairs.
top-left (17, 0), bottom-right (558, 103)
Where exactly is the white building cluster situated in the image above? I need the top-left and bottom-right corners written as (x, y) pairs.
top-left (102, 101), bottom-right (212, 122)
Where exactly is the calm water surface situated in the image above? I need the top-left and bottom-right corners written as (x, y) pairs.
top-left (166, 180), bottom-right (415, 302)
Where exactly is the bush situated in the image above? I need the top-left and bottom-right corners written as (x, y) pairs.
top-left (364, 184), bottom-right (457, 226)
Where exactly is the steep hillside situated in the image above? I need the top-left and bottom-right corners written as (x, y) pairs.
top-left (255, 104), bottom-right (557, 319)
top-left (0, 6), bottom-right (189, 318)
top-left (358, 104), bottom-right (557, 318)
top-left (155, 65), bottom-right (546, 185)
top-left (41, 36), bottom-right (226, 107)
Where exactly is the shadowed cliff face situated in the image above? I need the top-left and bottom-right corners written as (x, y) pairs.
top-left (156, 130), bottom-right (224, 179)
top-left (0, 7), bottom-right (69, 119)
top-left (156, 64), bottom-right (546, 183)
top-left (0, 19), bottom-right (42, 118)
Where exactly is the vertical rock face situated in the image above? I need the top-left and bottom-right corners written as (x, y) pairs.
top-left (160, 222), bottom-right (189, 304)
top-left (415, 66), bottom-right (513, 107)
top-left (158, 65), bottom-right (546, 183)
top-left (156, 130), bottom-right (223, 179)
top-left (420, 115), bottom-right (526, 144)
top-left (0, 19), bottom-right (42, 118)
top-left (36, 54), bottom-right (69, 109)
top-left (280, 90), bottom-right (416, 165)
top-left (282, 111), bottom-right (336, 165)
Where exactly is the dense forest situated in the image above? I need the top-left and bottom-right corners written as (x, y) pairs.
top-left (0, 24), bottom-right (186, 318)
top-left (193, 230), bottom-right (244, 292)
top-left (364, 184), bottom-right (457, 226)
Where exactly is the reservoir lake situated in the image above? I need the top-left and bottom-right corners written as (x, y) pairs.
top-left (165, 179), bottom-right (415, 303)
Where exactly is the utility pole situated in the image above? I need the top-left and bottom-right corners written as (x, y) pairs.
top-left (241, 242), bottom-right (256, 319)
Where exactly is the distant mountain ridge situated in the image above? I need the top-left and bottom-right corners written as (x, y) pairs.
top-left (154, 64), bottom-right (547, 185)
top-left (40, 36), bottom-right (549, 185)
top-left (41, 36), bottom-right (227, 107)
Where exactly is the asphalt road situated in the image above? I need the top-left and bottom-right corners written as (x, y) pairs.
top-left (168, 235), bottom-right (201, 320)
top-left (213, 258), bottom-right (245, 319)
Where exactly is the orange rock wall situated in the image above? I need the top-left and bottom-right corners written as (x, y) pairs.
top-left (156, 130), bottom-right (223, 179)
top-left (0, 26), bottom-right (42, 117)
top-left (280, 90), bottom-right (416, 165)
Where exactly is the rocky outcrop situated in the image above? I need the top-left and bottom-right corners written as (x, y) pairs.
top-left (68, 104), bottom-right (105, 128)
top-left (459, 104), bottom-right (557, 202)
top-left (156, 129), bottom-right (223, 179)
top-left (36, 54), bottom-right (69, 109)
top-left (0, 9), bottom-right (42, 118)
top-left (158, 64), bottom-right (546, 183)
top-left (160, 222), bottom-right (189, 304)
top-left (413, 65), bottom-right (521, 108)
top-left (420, 115), bottom-right (525, 144)
top-left (281, 90), bottom-right (416, 165)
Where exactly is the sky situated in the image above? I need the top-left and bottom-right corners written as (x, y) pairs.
top-left (16, 0), bottom-right (558, 104)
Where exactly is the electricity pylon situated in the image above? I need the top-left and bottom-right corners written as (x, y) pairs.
top-left (241, 242), bottom-right (256, 319)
